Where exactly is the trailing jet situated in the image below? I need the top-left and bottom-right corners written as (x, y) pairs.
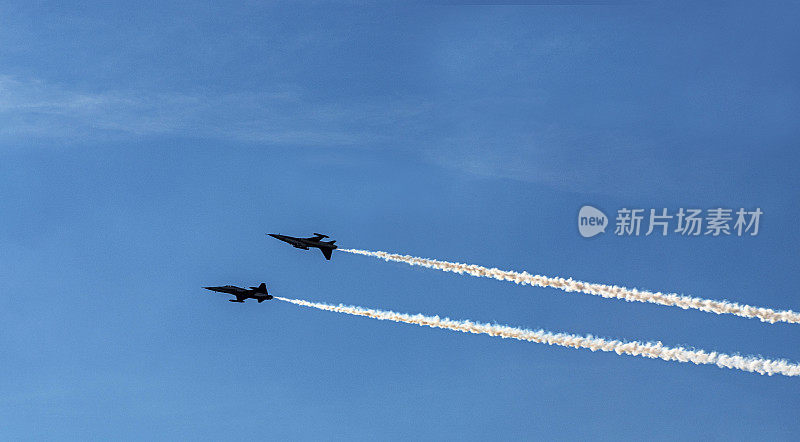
top-left (203, 283), bottom-right (273, 303)
top-left (268, 232), bottom-right (337, 260)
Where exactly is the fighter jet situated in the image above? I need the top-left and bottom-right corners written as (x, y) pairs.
top-left (268, 232), bottom-right (337, 260)
top-left (203, 283), bottom-right (273, 303)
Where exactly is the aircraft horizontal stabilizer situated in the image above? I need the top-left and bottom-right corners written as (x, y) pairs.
top-left (321, 248), bottom-right (333, 260)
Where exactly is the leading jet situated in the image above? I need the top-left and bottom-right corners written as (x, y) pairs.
top-left (203, 283), bottom-right (273, 303)
top-left (268, 232), bottom-right (337, 260)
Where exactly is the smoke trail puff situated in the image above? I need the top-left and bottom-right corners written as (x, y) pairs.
top-left (275, 296), bottom-right (800, 377)
top-left (339, 249), bottom-right (800, 325)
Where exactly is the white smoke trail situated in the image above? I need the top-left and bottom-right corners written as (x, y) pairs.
top-left (274, 296), bottom-right (800, 377)
top-left (339, 249), bottom-right (800, 325)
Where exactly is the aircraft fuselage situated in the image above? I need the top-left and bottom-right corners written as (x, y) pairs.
top-left (203, 284), bottom-right (272, 303)
top-left (268, 233), bottom-right (337, 260)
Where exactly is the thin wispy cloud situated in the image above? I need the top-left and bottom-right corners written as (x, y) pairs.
top-left (0, 76), bottom-right (419, 146)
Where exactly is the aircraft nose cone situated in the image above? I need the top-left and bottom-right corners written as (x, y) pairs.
top-left (268, 233), bottom-right (279, 238)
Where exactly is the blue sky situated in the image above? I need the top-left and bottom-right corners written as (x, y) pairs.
top-left (1, 1), bottom-right (799, 440)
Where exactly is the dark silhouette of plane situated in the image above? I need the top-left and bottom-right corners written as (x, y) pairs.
top-left (203, 283), bottom-right (273, 303)
top-left (268, 232), bottom-right (337, 260)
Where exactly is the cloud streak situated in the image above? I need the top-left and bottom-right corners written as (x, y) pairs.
top-left (340, 248), bottom-right (800, 325)
top-left (276, 296), bottom-right (800, 377)
top-left (0, 76), bottom-right (418, 146)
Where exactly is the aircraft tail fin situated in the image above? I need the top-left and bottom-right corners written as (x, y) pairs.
top-left (250, 283), bottom-right (268, 294)
top-left (320, 247), bottom-right (333, 260)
